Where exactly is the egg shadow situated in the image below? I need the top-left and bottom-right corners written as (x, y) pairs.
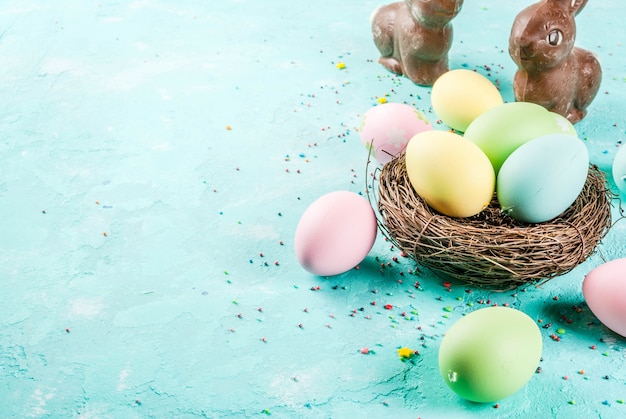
top-left (536, 296), bottom-right (626, 343)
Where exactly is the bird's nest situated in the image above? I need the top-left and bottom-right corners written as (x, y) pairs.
top-left (371, 154), bottom-right (617, 290)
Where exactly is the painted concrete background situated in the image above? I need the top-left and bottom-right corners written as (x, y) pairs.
top-left (1, 1), bottom-right (625, 417)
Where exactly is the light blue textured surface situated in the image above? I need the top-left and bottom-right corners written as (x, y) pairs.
top-left (1, 1), bottom-right (625, 417)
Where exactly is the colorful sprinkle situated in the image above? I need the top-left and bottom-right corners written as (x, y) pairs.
top-left (397, 347), bottom-right (415, 359)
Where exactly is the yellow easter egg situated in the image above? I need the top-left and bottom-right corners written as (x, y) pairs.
top-left (405, 130), bottom-right (495, 218)
top-left (431, 69), bottom-right (503, 132)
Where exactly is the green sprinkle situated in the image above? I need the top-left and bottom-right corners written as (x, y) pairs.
top-left (456, 297), bottom-right (462, 301)
top-left (556, 328), bottom-right (566, 335)
top-left (617, 399), bottom-right (624, 404)
top-left (444, 306), bottom-right (454, 312)
top-left (468, 302), bottom-right (474, 307)
top-left (603, 352), bottom-right (610, 357)
top-left (568, 400), bottom-right (576, 405)
top-left (232, 300), bottom-right (238, 305)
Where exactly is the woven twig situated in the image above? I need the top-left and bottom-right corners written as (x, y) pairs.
top-left (372, 154), bottom-right (615, 290)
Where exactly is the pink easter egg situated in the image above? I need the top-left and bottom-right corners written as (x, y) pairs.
top-left (582, 258), bottom-right (626, 337)
top-left (294, 191), bottom-right (377, 276)
top-left (359, 102), bottom-right (432, 164)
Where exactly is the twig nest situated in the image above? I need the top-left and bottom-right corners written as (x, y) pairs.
top-left (375, 155), bottom-right (613, 290)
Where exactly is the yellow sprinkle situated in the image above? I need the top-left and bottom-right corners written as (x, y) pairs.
top-left (226, 125), bottom-right (232, 131)
top-left (377, 97), bottom-right (387, 104)
top-left (397, 347), bottom-right (414, 359)
top-left (336, 62), bottom-right (346, 69)
top-left (103, 232), bottom-right (108, 237)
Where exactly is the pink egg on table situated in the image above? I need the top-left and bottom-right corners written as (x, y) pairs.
top-left (582, 258), bottom-right (626, 337)
top-left (294, 191), bottom-right (377, 276)
top-left (359, 102), bottom-right (432, 164)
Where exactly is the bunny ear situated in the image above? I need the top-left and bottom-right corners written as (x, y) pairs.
top-left (548, 0), bottom-right (589, 15)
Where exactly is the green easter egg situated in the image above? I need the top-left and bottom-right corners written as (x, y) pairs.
top-left (463, 102), bottom-right (576, 174)
top-left (438, 306), bottom-right (542, 403)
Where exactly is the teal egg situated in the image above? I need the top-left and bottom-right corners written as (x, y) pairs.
top-left (497, 134), bottom-right (589, 223)
top-left (464, 102), bottom-right (576, 174)
top-left (438, 307), bottom-right (542, 403)
top-left (613, 145), bottom-right (626, 195)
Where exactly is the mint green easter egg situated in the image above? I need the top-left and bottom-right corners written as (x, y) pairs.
top-left (463, 102), bottom-right (576, 174)
top-left (438, 307), bottom-right (542, 403)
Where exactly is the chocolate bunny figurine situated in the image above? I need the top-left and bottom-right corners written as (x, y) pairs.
top-left (371, 0), bottom-right (463, 86)
top-left (509, 0), bottom-right (601, 123)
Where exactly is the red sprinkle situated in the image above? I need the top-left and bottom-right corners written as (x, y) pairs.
top-left (384, 304), bottom-right (393, 310)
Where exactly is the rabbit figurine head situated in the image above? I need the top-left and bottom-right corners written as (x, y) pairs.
top-left (509, 0), bottom-right (586, 72)
top-left (406, 0), bottom-right (463, 28)
top-left (508, 0), bottom-right (601, 123)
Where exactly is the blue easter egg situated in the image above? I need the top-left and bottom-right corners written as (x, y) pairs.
top-left (612, 145), bottom-right (626, 195)
top-left (497, 134), bottom-right (589, 223)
